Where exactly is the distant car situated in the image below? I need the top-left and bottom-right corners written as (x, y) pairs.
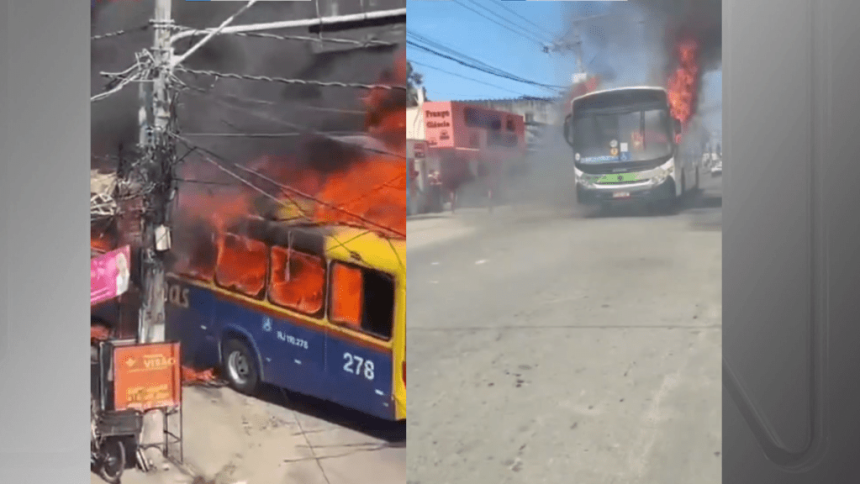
top-left (710, 161), bottom-right (723, 176)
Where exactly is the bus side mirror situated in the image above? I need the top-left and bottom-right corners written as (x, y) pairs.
top-left (563, 115), bottom-right (574, 147)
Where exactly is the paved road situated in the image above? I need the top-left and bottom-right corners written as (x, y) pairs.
top-left (407, 177), bottom-right (722, 484)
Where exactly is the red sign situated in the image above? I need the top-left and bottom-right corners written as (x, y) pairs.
top-left (91, 246), bottom-right (131, 306)
top-left (113, 342), bottom-right (182, 411)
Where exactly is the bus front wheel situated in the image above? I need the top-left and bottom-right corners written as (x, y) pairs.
top-left (222, 338), bottom-right (260, 395)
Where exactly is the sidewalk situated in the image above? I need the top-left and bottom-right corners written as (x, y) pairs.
top-left (92, 386), bottom-right (404, 484)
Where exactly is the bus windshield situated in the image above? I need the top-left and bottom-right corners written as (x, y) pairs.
top-left (572, 108), bottom-right (673, 165)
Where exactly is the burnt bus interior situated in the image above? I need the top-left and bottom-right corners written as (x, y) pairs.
top-left (171, 216), bottom-right (396, 342)
top-left (93, 214), bottom-right (397, 344)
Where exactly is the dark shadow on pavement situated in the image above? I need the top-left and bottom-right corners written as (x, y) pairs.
top-left (254, 384), bottom-right (406, 446)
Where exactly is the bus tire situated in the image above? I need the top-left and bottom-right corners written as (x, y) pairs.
top-left (222, 338), bottom-right (259, 395)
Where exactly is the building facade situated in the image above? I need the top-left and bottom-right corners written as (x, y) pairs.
top-left (454, 96), bottom-right (559, 154)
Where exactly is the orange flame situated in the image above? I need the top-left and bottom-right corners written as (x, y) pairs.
top-left (565, 75), bottom-right (602, 110)
top-left (91, 52), bottom-right (406, 381)
top-left (667, 39), bottom-right (700, 135)
top-left (168, 50), bottom-right (406, 281)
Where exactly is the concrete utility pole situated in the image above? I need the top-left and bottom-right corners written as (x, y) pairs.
top-left (549, 14), bottom-right (611, 82)
top-left (137, 0), bottom-right (174, 346)
top-left (135, 0), bottom-right (175, 466)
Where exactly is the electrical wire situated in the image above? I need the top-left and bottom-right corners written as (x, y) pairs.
top-left (460, 0), bottom-right (553, 44)
top-left (493, 0), bottom-right (557, 41)
top-left (91, 70), bottom-right (143, 103)
top-left (171, 0), bottom-right (260, 68)
top-left (173, 84), bottom-right (364, 115)
top-left (169, 8), bottom-right (406, 44)
top-left (408, 30), bottom-right (523, 82)
top-left (409, 60), bottom-right (527, 97)
top-left (91, 24), bottom-right (150, 41)
top-left (175, 66), bottom-right (407, 91)
top-left (451, 0), bottom-right (546, 47)
top-left (407, 40), bottom-right (564, 91)
top-left (170, 134), bottom-right (406, 261)
top-left (179, 30), bottom-right (396, 49)
top-left (407, 32), bottom-right (562, 90)
top-left (173, 80), bottom-right (406, 160)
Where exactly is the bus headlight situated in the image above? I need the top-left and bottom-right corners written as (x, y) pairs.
top-left (650, 159), bottom-right (675, 185)
top-left (578, 175), bottom-right (596, 188)
top-left (574, 167), bottom-right (593, 187)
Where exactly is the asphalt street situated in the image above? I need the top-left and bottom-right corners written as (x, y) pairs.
top-left (406, 176), bottom-right (722, 484)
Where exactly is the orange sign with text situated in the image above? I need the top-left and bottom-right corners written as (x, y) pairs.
top-left (113, 342), bottom-right (182, 411)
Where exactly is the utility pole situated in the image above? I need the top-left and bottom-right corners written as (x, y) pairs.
top-left (547, 14), bottom-right (611, 83)
top-left (137, 0), bottom-right (174, 346)
top-left (134, 0), bottom-right (175, 467)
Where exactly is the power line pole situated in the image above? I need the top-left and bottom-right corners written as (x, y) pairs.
top-left (547, 14), bottom-right (611, 81)
top-left (137, 0), bottom-right (174, 346)
top-left (134, 0), bottom-right (175, 467)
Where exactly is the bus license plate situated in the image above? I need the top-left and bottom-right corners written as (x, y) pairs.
top-left (613, 192), bottom-right (630, 199)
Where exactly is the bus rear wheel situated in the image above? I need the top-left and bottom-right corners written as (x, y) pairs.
top-left (222, 338), bottom-right (259, 395)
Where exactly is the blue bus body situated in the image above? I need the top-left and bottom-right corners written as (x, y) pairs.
top-left (165, 276), bottom-right (396, 420)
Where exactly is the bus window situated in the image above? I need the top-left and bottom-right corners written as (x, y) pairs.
top-left (330, 263), bottom-right (363, 330)
top-left (269, 246), bottom-right (325, 316)
top-left (329, 262), bottom-right (395, 340)
top-left (214, 233), bottom-right (268, 298)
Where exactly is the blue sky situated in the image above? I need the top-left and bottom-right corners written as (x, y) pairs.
top-left (407, 0), bottom-right (721, 132)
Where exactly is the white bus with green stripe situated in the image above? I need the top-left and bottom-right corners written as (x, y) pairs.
top-left (562, 87), bottom-right (700, 212)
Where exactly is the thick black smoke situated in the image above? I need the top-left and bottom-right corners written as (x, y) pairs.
top-left (91, 0), bottom-right (402, 174)
top-left (562, 0), bottom-right (720, 87)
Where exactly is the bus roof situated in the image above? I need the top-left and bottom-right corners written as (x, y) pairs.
top-left (327, 225), bottom-right (406, 275)
top-left (224, 217), bottom-right (405, 275)
top-left (572, 86), bottom-right (667, 104)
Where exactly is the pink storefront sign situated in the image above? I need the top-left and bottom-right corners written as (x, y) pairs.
top-left (91, 246), bottom-right (131, 306)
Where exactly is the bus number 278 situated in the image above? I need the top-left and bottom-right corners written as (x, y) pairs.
top-left (343, 353), bottom-right (374, 381)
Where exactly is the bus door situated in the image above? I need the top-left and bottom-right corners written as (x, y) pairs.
top-left (262, 243), bottom-right (328, 397)
top-left (326, 261), bottom-right (397, 420)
